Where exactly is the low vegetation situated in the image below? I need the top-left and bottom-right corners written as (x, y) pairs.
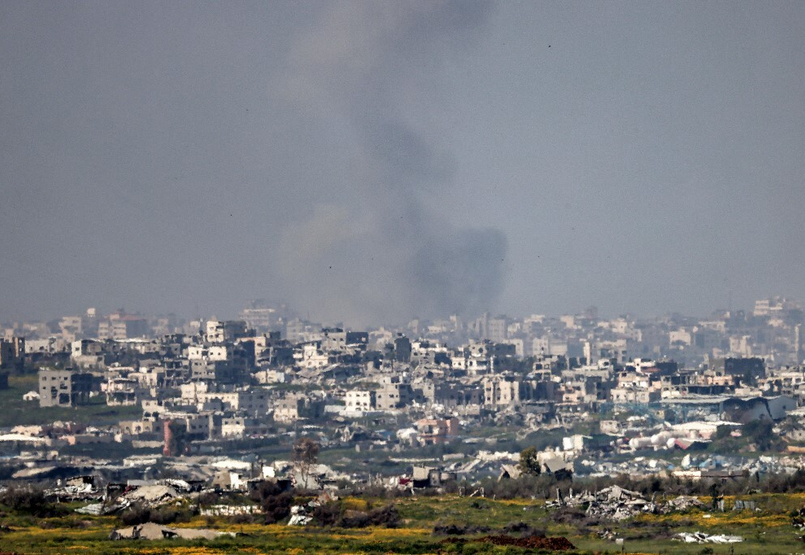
top-left (0, 487), bottom-right (803, 554)
top-left (0, 375), bottom-right (142, 428)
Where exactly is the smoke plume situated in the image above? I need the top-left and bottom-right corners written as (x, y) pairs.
top-left (276, 0), bottom-right (507, 326)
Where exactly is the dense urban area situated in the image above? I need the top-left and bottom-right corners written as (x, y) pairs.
top-left (2, 297), bottom-right (805, 553)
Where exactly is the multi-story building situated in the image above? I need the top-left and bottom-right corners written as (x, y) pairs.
top-left (206, 320), bottom-right (250, 344)
top-left (345, 390), bottom-right (376, 413)
top-left (0, 337), bottom-right (25, 369)
top-left (38, 369), bottom-right (92, 407)
top-left (375, 377), bottom-right (415, 410)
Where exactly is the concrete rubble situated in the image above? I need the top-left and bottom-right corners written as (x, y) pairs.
top-left (288, 505), bottom-right (313, 526)
top-left (76, 482), bottom-right (183, 515)
top-left (46, 475), bottom-right (101, 502)
top-left (110, 522), bottom-right (235, 541)
top-left (287, 491), bottom-right (338, 526)
top-left (546, 485), bottom-right (654, 520)
top-left (200, 504), bottom-right (262, 516)
top-left (663, 495), bottom-right (705, 512)
top-left (733, 499), bottom-right (757, 511)
top-left (75, 502), bottom-right (106, 516)
top-left (120, 484), bottom-right (180, 506)
top-left (546, 485), bottom-right (705, 521)
top-left (674, 531), bottom-right (743, 543)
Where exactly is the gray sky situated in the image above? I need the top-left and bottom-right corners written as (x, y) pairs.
top-left (1, 1), bottom-right (803, 326)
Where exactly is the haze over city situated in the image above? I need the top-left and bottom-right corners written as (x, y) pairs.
top-left (2, 1), bottom-right (803, 327)
top-left (4, 4), bottom-right (805, 552)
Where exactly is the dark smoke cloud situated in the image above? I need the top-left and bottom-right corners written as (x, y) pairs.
top-left (277, 0), bottom-right (507, 326)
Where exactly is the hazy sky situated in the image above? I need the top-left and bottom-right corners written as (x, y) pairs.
top-left (1, 1), bottom-right (803, 326)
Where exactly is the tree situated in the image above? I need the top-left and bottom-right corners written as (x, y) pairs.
top-left (249, 480), bottom-right (294, 524)
top-left (743, 419), bottom-right (781, 452)
top-left (0, 486), bottom-right (50, 516)
top-left (518, 446), bottom-right (541, 476)
top-left (293, 437), bottom-right (321, 489)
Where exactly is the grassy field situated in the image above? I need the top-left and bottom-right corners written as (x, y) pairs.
top-left (0, 374), bottom-right (142, 428)
top-left (0, 493), bottom-right (803, 554)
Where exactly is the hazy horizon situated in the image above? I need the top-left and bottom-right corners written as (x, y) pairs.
top-left (2, 1), bottom-right (804, 327)
top-left (1, 295), bottom-right (789, 330)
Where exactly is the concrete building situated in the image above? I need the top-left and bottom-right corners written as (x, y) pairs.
top-left (206, 320), bottom-right (250, 344)
top-left (414, 417), bottom-right (459, 444)
top-left (345, 390), bottom-right (376, 413)
top-left (104, 376), bottom-right (140, 406)
top-left (38, 369), bottom-right (92, 407)
top-left (273, 394), bottom-right (325, 422)
top-left (221, 417), bottom-right (269, 438)
top-left (487, 317), bottom-right (508, 344)
top-left (375, 378), bottom-right (415, 410)
top-left (99, 315), bottom-right (148, 341)
top-left (0, 337), bottom-right (24, 369)
top-left (483, 374), bottom-right (535, 407)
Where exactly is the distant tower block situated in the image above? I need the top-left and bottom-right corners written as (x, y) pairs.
top-left (584, 341), bottom-right (593, 365)
top-left (163, 420), bottom-right (174, 457)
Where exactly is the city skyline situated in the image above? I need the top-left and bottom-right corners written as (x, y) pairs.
top-left (2, 293), bottom-right (801, 331)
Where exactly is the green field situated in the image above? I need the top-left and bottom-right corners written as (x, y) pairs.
top-left (0, 493), bottom-right (803, 554)
top-left (0, 375), bottom-right (142, 428)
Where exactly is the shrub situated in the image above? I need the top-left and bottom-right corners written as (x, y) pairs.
top-left (502, 521), bottom-right (545, 537)
top-left (120, 505), bottom-right (152, 526)
top-left (0, 487), bottom-right (61, 517)
top-left (364, 503), bottom-right (400, 528)
top-left (249, 481), bottom-right (294, 524)
top-left (197, 490), bottom-right (220, 506)
top-left (119, 504), bottom-right (191, 525)
top-left (232, 513), bottom-right (260, 524)
top-left (312, 501), bottom-right (400, 528)
top-left (150, 506), bottom-right (187, 525)
top-left (312, 500), bottom-right (342, 527)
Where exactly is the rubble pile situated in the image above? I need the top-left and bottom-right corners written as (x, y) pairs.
top-left (674, 531), bottom-right (743, 544)
top-left (546, 486), bottom-right (657, 521)
top-left (546, 486), bottom-right (705, 521)
top-left (288, 505), bottom-right (313, 526)
top-left (597, 528), bottom-right (617, 540)
top-left (46, 476), bottom-right (102, 502)
top-left (77, 482), bottom-right (183, 516)
top-left (110, 522), bottom-right (235, 541)
top-left (288, 491), bottom-right (339, 526)
top-left (663, 495), bottom-right (705, 512)
top-left (733, 499), bottom-right (757, 511)
top-left (75, 503), bottom-right (106, 516)
top-left (120, 484), bottom-right (180, 507)
top-left (791, 505), bottom-right (805, 531)
top-left (200, 504), bottom-right (262, 517)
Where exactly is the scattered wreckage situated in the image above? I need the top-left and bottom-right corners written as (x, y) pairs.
top-left (548, 487), bottom-right (744, 545)
top-left (200, 504), bottom-right (262, 517)
top-left (110, 522), bottom-right (235, 541)
top-left (545, 485), bottom-right (704, 521)
top-left (288, 504), bottom-right (313, 526)
top-left (287, 491), bottom-right (339, 526)
top-left (77, 483), bottom-right (183, 516)
top-left (46, 475), bottom-right (100, 502)
top-left (674, 531), bottom-right (743, 544)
